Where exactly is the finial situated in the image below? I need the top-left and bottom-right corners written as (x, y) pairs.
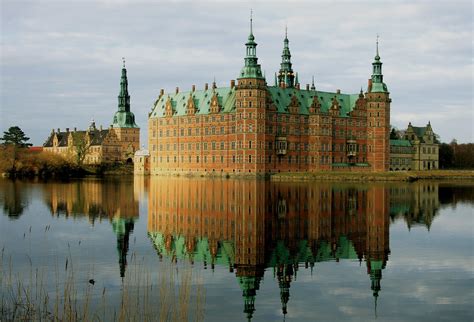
top-left (250, 9), bottom-right (253, 34)
top-left (376, 34), bottom-right (380, 57)
top-left (285, 24), bottom-right (288, 39)
top-left (122, 57), bottom-right (126, 68)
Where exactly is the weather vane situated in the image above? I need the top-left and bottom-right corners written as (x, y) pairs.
top-left (122, 57), bottom-right (126, 68)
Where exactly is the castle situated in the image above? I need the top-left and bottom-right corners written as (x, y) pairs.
top-left (44, 60), bottom-right (140, 164)
top-left (147, 18), bottom-right (392, 175)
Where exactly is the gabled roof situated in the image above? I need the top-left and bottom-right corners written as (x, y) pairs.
top-left (43, 129), bottom-right (110, 147)
top-left (267, 87), bottom-right (359, 116)
top-left (149, 86), bottom-right (359, 118)
top-left (150, 87), bottom-right (236, 118)
top-left (89, 129), bottom-right (110, 145)
top-left (411, 126), bottom-right (427, 138)
top-left (43, 131), bottom-right (68, 147)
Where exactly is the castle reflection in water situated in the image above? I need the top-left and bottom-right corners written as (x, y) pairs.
top-left (31, 177), bottom-right (470, 320)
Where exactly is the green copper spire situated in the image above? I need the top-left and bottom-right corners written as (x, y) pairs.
top-left (311, 75), bottom-right (316, 91)
top-left (239, 11), bottom-right (264, 80)
top-left (370, 36), bottom-right (388, 93)
top-left (238, 275), bottom-right (262, 322)
top-left (112, 217), bottom-right (135, 279)
top-left (113, 58), bottom-right (139, 128)
top-left (278, 26), bottom-right (295, 88)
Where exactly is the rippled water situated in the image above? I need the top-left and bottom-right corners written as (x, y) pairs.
top-left (1, 177), bottom-right (473, 321)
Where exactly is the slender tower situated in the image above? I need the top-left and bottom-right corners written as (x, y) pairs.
top-left (366, 37), bottom-right (391, 172)
top-left (235, 11), bottom-right (268, 174)
top-left (112, 58), bottom-right (140, 163)
top-left (277, 27), bottom-right (295, 88)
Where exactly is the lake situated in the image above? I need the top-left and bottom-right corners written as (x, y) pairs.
top-left (1, 177), bottom-right (473, 321)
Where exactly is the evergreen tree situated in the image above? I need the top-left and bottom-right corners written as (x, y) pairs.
top-left (389, 128), bottom-right (399, 140)
top-left (1, 126), bottom-right (32, 147)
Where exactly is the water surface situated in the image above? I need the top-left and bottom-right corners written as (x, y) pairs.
top-left (1, 177), bottom-right (473, 321)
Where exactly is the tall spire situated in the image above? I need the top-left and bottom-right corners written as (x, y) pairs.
top-left (113, 59), bottom-right (139, 128)
top-left (250, 9), bottom-right (253, 36)
top-left (311, 75), bottom-right (316, 91)
top-left (118, 58), bottom-right (129, 112)
top-left (375, 34), bottom-right (380, 60)
top-left (278, 26), bottom-right (295, 88)
top-left (239, 10), bottom-right (264, 79)
top-left (369, 35), bottom-right (388, 93)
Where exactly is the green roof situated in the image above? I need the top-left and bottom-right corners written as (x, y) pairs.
top-left (267, 86), bottom-right (359, 116)
top-left (150, 86), bottom-right (360, 118)
top-left (390, 139), bottom-right (412, 147)
top-left (150, 87), bottom-right (236, 117)
top-left (412, 126), bottom-right (427, 138)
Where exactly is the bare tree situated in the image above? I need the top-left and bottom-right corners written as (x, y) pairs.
top-left (72, 132), bottom-right (92, 166)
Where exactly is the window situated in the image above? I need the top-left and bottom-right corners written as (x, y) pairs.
top-left (249, 141), bottom-right (252, 149)
top-left (248, 155), bottom-right (252, 163)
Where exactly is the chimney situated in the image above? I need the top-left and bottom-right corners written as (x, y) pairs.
top-left (175, 87), bottom-right (179, 94)
top-left (57, 128), bottom-right (60, 133)
top-left (296, 83), bottom-right (300, 90)
top-left (74, 127), bottom-right (77, 132)
top-left (66, 128), bottom-right (69, 132)
top-left (306, 84), bottom-right (310, 91)
top-left (159, 88), bottom-right (164, 97)
top-left (192, 84), bottom-right (196, 92)
top-left (336, 89), bottom-right (341, 94)
top-left (205, 83), bottom-right (209, 90)
top-left (100, 125), bottom-right (103, 131)
top-left (52, 128), bottom-right (55, 133)
top-left (368, 79), bottom-right (373, 92)
top-left (230, 80), bottom-right (235, 89)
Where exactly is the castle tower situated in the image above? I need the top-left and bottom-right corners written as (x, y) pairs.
top-left (366, 37), bottom-right (391, 172)
top-left (112, 58), bottom-right (140, 163)
top-left (235, 12), bottom-right (268, 173)
top-left (277, 27), bottom-right (295, 88)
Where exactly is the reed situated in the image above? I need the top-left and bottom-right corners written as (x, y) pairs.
top-left (0, 248), bottom-right (205, 321)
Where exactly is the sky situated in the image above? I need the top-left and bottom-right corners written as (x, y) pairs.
top-left (1, 0), bottom-right (473, 146)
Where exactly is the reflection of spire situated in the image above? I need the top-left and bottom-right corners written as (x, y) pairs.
top-left (277, 264), bottom-right (293, 318)
top-left (113, 218), bottom-right (135, 279)
top-left (367, 259), bottom-right (383, 319)
top-left (238, 275), bottom-right (262, 322)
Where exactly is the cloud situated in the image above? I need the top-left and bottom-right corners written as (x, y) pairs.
top-left (1, 1), bottom-right (472, 145)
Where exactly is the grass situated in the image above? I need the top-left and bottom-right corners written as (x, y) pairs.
top-left (0, 247), bottom-right (205, 321)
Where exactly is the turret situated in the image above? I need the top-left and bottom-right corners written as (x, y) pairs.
top-left (277, 27), bottom-right (295, 88)
top-left (238, 11), bottom-right (264, 80)
top-left (112, 58), bottom-right (139, 128)
top-left (369, 36), bottom-right (388, 93)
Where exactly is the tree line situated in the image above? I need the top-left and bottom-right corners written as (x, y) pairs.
top-left (439, 140), bottom-right (474, 169)
top-left (0, 126), bottom-right (85, 178)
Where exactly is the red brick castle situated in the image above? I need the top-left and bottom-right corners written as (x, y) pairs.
top-left (148, 18), bottom-right (391, 175)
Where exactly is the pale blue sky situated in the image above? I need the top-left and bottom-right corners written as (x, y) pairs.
top-left (1, 0), bottom-right (473, 145)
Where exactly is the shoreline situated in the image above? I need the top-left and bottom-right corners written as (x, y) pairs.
top-left (269, 170), bottom-right (474, 182)
top-left (3, 169), bottom-right (474, 182)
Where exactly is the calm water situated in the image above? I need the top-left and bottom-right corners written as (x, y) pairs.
top-left (1, 177), bottom-right (473, 321)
